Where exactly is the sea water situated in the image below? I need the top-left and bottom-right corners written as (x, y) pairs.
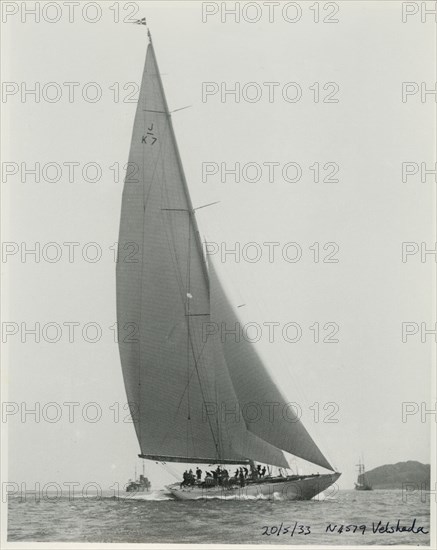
top-left (8, 489), bottom-right (430, 545)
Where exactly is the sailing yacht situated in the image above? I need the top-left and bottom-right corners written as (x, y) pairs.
top-left (116, 24), bottom-right (341, 501)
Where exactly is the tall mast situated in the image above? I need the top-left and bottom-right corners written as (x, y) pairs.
top-left (147, 28), bottom-right (210, 289)
top-left (147, 26), bottom-right (221, 461)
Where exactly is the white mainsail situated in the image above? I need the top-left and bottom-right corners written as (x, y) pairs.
top-left (117, 38), bottom-right (333, 472)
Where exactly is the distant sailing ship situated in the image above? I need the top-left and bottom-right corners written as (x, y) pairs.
top-left (355, 459), bottom-right (373, 491)
top-left (116, 21), bottom-right (341, 500)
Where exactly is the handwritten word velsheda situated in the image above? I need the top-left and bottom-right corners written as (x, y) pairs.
top-left (371, 519), bottom-right (429, 535)
top-left (325, 518), bottom-right (429, 535)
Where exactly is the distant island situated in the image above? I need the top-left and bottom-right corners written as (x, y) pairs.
top-left (362, 461), bottom-right (430, 490)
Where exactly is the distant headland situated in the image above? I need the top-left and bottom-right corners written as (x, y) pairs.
top-left (363, 461), bottom-right (430, 490)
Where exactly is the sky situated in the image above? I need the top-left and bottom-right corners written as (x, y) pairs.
top-left (1, 1), bottom-right (435, 494)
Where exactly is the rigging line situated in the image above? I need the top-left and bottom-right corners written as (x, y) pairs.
top-left (158, 334), bottom-right (211, 450)
top-left (189, 328), bottom-right (220, 414)
top-left (141, 123), bottom-right (189, 454)
top-left (159, 363), bottom-right (192, 449)
top-left (142, 72), bottom-right (169, 214)
top-left (160, 186), bottom-right (217, 417)
top-left (134, 68), bottom-right (169, 443)
top-left (164, 217), bottom-right (207, 338)
top-left (158, 127), bottom-right (191, 305)
top-left (186, 327), bottom-right (221, 458)
top-left (162, 213), bottom-right (187, 308)
top-left (171, 105), bottom-right (192, 113)
top-left (214, 377), bottom-right (223, 460)
top-left (185, 218), bottom-right (191, 456)
top-left (159, 215), bottom-right (192, 358)
top-left (127, 69), bottom-right (161, 445)
top-left (156, 325), bottom-right (217, 459)
top-left (148, 47), bottom-right (220, 456)
top-left (186, 409), bottom-right (189, 459)
top-left (186, 214), bottom-right (192, 421)
top-left (185, 313), bottom-right (210, 317)
top-left (193, 201), bottom-right (220, 212)
top-left (162, 218), bottom-right (219, 453)
top-left (142, 106), bottom-right (191, 115)
top-left (141, 46), bottom-right (181, 222)
top-left (136, 119), bottom-right (164, 438)
top-left (157, 141), bottom-right (215, 451)
top-left (135, 90), bottom-right (148, 442)
top-left (142, 108), bottom-right (167, 113)
top-left (187, 404), bottom-right (197, 461)
top-left (148, 43), bottom-right (210, 292)
top-left (158, 129), bottom-right (190, 306)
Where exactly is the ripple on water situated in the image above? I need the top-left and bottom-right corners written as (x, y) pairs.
top-left (7, 490), bottom-right (431, 545)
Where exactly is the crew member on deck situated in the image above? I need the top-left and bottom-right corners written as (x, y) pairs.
top-left (239, 469), bottom-right (245, 487)
top-left (196, 467), bottom-right (202, 481)
top-left (204, 471), bottom-right (214, 485)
